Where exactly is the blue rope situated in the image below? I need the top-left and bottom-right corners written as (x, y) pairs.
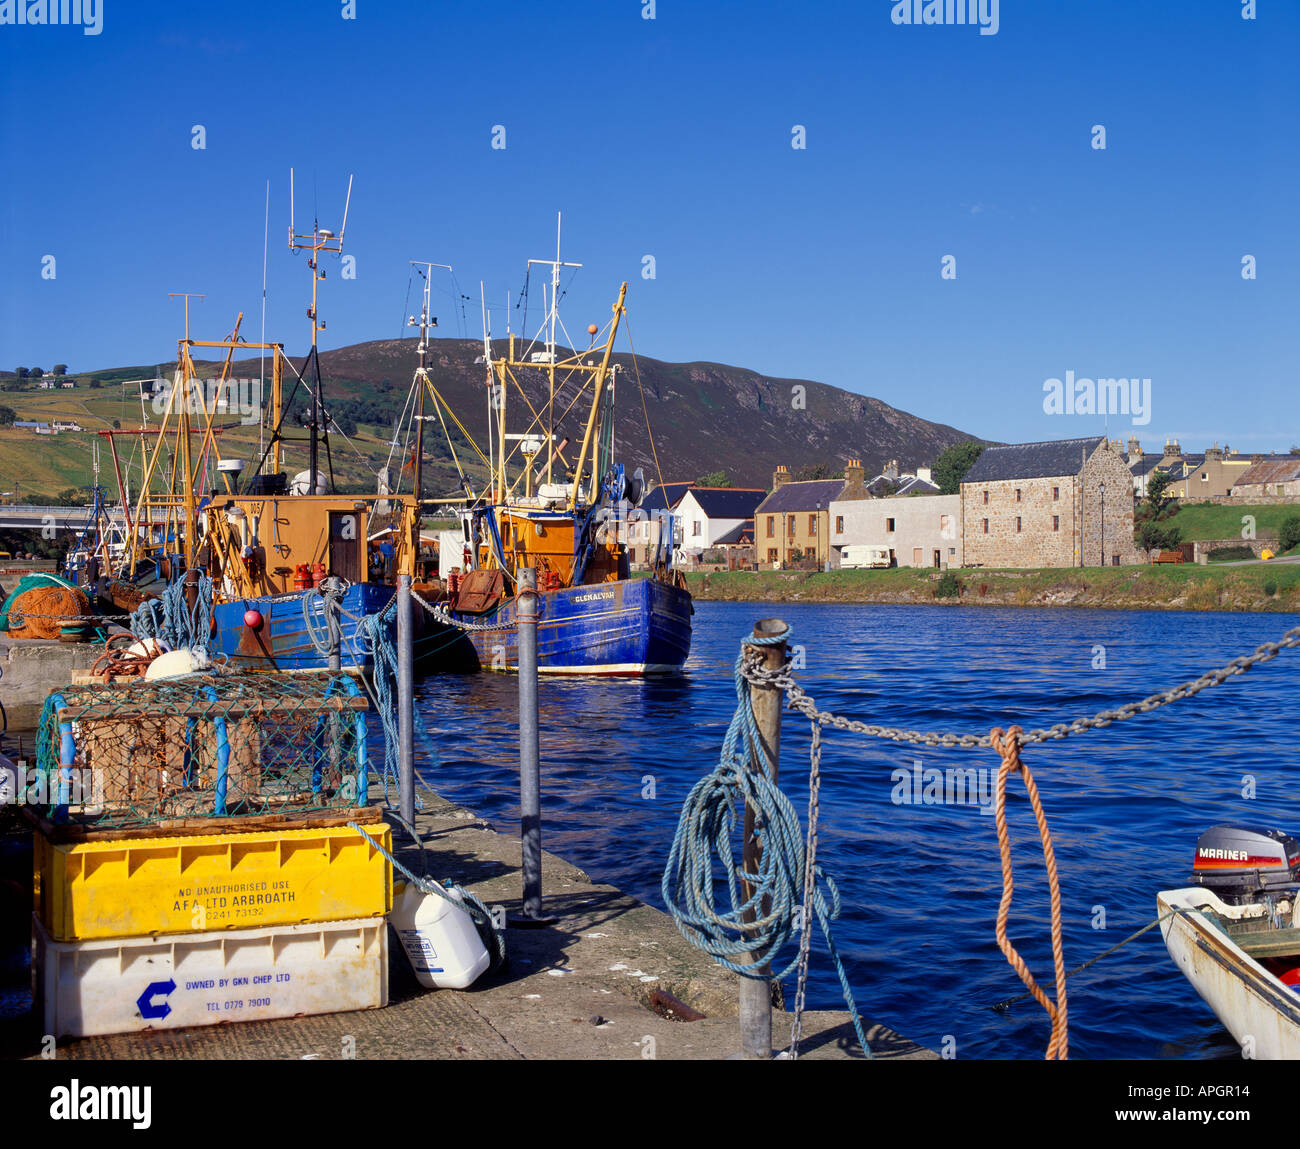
top-left (660, 626), bottom-right (871, 1057)
top-left (360, 597), bottom-right (407, 808)
top-left (129, 575), bottom-right (213, 653)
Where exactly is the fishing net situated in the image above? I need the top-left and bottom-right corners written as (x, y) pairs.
top-left (1, 582), bottom-right (91, 640)
top-left (28, 672), bottom-right (371, 830)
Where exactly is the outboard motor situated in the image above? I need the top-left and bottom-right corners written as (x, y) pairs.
top-left (1190, 825), bottom-right (1300, 905)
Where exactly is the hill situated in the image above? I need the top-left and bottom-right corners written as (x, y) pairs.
top-left (0, 338), bottom-right (983, 501)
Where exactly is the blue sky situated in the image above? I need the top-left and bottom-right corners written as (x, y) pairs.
top-left (1, 0), bottom-right (1297, 454)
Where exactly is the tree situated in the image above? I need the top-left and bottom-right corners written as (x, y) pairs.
top-left (111, 418), bottom-right (121, 430)
top-left (52, 364), bottom-right (67, 376)
top-left (1137, 469), bottom-right (1177, 522)
top-left (0, 405), bottom-right (15, 426)
top-left (88, 378), bottom-right (101, 389)
top-left (14, 367), bottom-right (26, 380)
top-left (792, 461), bottom-right (837, 482)
top-left (933, 441), bottom-right (985, 494)
top-left (29, 367), bottom-right (43, 379)
top-left (1138, 520), bottom-right (1182, 553)
top-left (696, 470), bottom-right (732, 488)
top-left (1280, 515), bottom-right (1300, 555)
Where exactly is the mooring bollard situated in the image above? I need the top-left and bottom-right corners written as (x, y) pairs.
top-left (740, 617), bottom-right (788, 1060)
top-left (397, 573), bottom-right (415, 828)
top-left (516, 567), bottom-right (545, 920)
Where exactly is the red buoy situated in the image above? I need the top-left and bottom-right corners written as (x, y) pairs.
top-left (244, 609), bottom-right (263, 629)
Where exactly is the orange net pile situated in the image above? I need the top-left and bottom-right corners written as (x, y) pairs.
top-left (7, 584), bottom-right (92, 639)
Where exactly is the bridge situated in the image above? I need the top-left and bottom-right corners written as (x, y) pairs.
top-left (0, 504), bottom-right (128, 533)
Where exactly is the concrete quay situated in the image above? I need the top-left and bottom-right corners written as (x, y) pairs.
top-left (1, 785), bottom-right (935, 1062)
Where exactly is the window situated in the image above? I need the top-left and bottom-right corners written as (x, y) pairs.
top-left (1015, 488), bottom-right (1022, 502)
top-left (1200, 472), bottom-right (1208, 481)
top-left (983, 490), bottom-right (989, 505)
top-left (1052, 486), bottom-right (1060, 500)
top-left (835, 515), bottom-right (844, 533)
top-left (766, 516), bottom-right (774, 538)
top-left (886, 518), bottom-right (896, 532)
top-left (808, 515), bottom-right (817, 535)
top-left (692, 521), bottom-right (701, 537)
top-left (1016, 517), bottom-right (1022, 532)
top-left (1052, 515), bottom-right (1060, 531)
top-left (982, 518), bottom-right (989, 534)
top-left (787, 514), bottom-right (796, 536)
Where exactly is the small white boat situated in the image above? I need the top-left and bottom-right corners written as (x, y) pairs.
top-left (1159, 825), bottom-right (1300, 1060)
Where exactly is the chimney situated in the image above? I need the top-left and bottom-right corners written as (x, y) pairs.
top-left (1163, 439), bottom-right (1182, 460)
top-left (1205, 442), bottom-right (1223, 462)
top-left (773, 464), bottom-right (789, 490)
top-left (884, 458), bottom-right (900, 481)
top-left (1127, 435), bottom-right (1142, 459)
top-left (915, 465), bottom-right (932, 484)
top-left (842, 458), bottom-right (867, 500)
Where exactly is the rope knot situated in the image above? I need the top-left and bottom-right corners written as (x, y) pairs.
top-left (990, 726), bottom-right (1024, 773)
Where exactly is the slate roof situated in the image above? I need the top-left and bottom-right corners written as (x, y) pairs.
top-left (1233, 458), bottom-right (1300, 486)
top-left (755, 479), bottom-right (847, 514)
top-left (892, 476), bottom-right (941, 496)
top-left (683, 487), bottom-right (767, 518)
top-left (640, 482), bottom-right (694, 512)
top-left (962, 437), bottom-right (1104, 484)
top-left (714, 519), bottom-right (755, 545)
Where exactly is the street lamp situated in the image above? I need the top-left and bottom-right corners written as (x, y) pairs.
top-left (1099, 480), bottom-right (1106, 567)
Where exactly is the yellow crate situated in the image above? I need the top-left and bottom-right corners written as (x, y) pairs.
top-left (35, 822), bottom-right (392, 941)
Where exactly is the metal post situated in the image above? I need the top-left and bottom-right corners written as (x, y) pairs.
top-left (397, 574), bottom-right (415, 828)
top-left (517, 567), bottom-right (544, 919)
top-left (740, 617), bottom-right (788, 1060)
top-left (326, 591), bottom-right (342, 674)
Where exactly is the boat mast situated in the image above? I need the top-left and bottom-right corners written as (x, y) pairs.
top-left (526, 213), bottom-right (581, 489)
top-left (568, 282), bottom-right (628, 510)
top-left (288, 169), bottom-right (351, 494)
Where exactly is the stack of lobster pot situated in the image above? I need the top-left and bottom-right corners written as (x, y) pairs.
top-left (24, 671), bottom-right (392, 1039)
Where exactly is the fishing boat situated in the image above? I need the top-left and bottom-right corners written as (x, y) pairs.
top-left (1158, 824), bottom-right (1300, 1059)
top-left (97, 177), bottom-right (431, 672)
top-left (393, 223), bottom-right (693, 675)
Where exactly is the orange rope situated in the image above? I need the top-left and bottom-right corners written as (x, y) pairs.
top-left (990, 725), bottom-right (1069, 1060)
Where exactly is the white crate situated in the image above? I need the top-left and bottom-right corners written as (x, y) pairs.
top-left (33, 914), bottom-right (388, 1038)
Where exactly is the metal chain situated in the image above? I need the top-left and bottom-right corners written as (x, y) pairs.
top-left (741, 623), bottom-right (1300, 749)
top-left (786, 719), bottom-right (823, 1060)
top-left (6, 612), bottom-right (132, 623)
top-left (410, 588), bottom-right (509, 633)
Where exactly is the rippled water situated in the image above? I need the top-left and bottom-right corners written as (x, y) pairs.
top-left (411, 602), bottom-right (1300, 1060)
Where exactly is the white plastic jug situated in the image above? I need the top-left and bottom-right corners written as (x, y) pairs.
top-left (390, 879), bottom-right (491, 990)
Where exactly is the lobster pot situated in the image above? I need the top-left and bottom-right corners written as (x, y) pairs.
top-left (30, 673), bottom-right (371, 830)
top-left (33, 914), bottom-right (388, 1038)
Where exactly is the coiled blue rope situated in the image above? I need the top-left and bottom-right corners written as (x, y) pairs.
top-left (661, 626), bottom-right (870, 1057)
top-left (129, 575), bottom-right (214, 653)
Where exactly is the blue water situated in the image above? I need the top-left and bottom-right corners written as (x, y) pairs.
top-left (410, 602), bottom-right (1300, 1060)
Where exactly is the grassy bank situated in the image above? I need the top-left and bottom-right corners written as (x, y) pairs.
top-left (685, 563), bottom-right (1300, 613)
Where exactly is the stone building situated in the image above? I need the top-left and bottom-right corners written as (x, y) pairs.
top-left (830, 492), bottom-right (962, 568)
top-left (961, 436), bottom-right (1137, 568)
top-left (755, 465), bottom-right (846, 568)
top-left (1230, 457), bottom-right (1300, 498)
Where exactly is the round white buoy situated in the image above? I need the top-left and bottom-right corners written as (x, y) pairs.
top-left (144, 647), bottom-right (211, 680)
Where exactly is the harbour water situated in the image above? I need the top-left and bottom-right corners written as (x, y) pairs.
top-left (412, 601), bottom-right (1300, 1060)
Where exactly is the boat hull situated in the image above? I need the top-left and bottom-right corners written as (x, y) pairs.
top-left (1158, 887), bottom-right (1300, 1059)
top-left (213, 583), bottom-right (398, 672)
top-left (437, 575), bottom-right (692, 676)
